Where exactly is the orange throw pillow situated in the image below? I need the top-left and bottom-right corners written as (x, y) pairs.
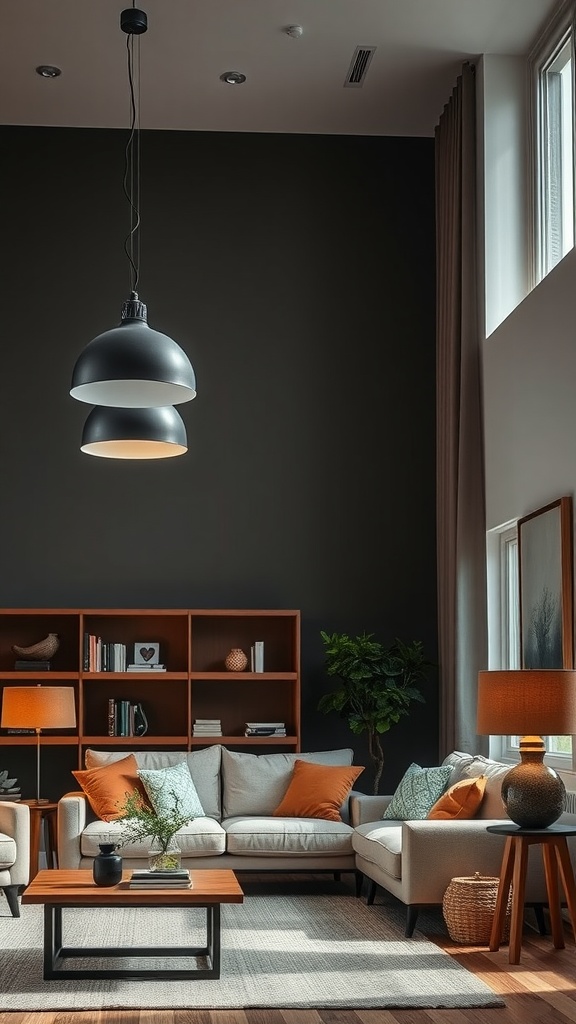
top-left (273, 759), bottom-right (364, 822)
top-left (72, 753), bottom-right (148, 822)
top-left (427, 775), bottom-right (487, 820)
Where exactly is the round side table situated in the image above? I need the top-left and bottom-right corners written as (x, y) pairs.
top-left (486, 822), bottom-right (576, 964)
top-left (21, 800), bottom-right (58, 880)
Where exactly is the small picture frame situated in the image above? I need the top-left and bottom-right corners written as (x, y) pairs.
top-left (133, 642), bottom-right (160, 666)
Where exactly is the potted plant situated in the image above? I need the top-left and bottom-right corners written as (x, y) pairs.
top-left (117, 790), bottom-right (191, 870)
top-left (318, 631), bottom-right (432, 794)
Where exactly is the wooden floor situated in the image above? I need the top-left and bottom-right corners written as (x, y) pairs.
top-left (2, 875), bottom-right (576, 1024)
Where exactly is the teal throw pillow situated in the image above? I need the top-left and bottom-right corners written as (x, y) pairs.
top-left (383, 763), bottom-right (453, 820)
top-left (138, 761), bottom-right (205, 819)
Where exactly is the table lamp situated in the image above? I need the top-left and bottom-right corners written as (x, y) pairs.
top-left (477, 669), bottom-right (576, 828)
top-left (1, 685), bottom-right (76, 804)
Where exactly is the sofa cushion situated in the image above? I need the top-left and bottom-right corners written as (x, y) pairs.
top-left (351, 822), bottom-right (403, 879)
top-left (85, 745), bottom-right (222, 820)
top-left (223, 815), bottom-right (355, 857)
top-left (80, 817), bottom-right (226, 859)
top-left (221, 747), bottom-right (354, 818)
top-left (137, 762), bottom-right (205, 819)
top-left (441, 751), bottom-right (478, 784)
top-left (72, 754), bottom-right (148, 822)
top-left (427, 775), bottom-right (487, 819)
top-left (0, 832), bottom-right (16, 870)
top-left (460, 758), bottom-right (510, 819)
top-left (273, 760), bottom-right (364, 822)
top-left (382, 763), bottom-right (453, 820)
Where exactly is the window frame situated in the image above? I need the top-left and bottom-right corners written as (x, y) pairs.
top-left (487, 521), bottom-right (574, 771)
top-left (529, 0), bottom-right (576, 285)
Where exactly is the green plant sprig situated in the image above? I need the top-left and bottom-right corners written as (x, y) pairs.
top-left (116, 789), bottom-right (191, 854)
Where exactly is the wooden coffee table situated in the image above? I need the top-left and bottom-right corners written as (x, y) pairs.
top-left (22, 868), bottom-right (244, 980)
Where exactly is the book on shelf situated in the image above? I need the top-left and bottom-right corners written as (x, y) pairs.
top-left (193, 719), bottom-right (222, 734)
top-left (14, 660), bottom-right (51, 671)
top-left (126, 664), bottom-right (166, 672)
top-left (246, 722), bottom-right (285, 728)
top-left (245, 728), bottom-right (286, 736)
top-left (84, 634), bottom-right (128, 672)
top-left (107, 700), bottom-right (148, 737)
top-left (254, 640), bottom-right (264, 673)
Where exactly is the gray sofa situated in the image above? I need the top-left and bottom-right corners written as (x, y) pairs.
top-left (58, 745), bottom-right (576, 938)
top-left (58, 745), bottom-right (359, 875)
top-left (352, 749), bottom-right (576, 934)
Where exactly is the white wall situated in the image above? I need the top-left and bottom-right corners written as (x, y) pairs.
top-left (483, 245), bottom-right (576, 530)
top-left (481, 54), bottom-right (531, 338)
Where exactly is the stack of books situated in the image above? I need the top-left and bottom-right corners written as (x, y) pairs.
top-left (128, 869), bottom-right (192, 889)
top-left (193, 718), bottom-right (222, 736)
top-left (244, 721), bottom-right (286, 737)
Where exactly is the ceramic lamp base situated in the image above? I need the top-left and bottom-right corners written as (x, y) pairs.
top-left (501, 736), bottom-right (565, 828)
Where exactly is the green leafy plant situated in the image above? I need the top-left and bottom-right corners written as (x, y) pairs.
top-left (116, 790), bottom-right (192, 869)
top-left (318, 631), bottom-right (431, 794)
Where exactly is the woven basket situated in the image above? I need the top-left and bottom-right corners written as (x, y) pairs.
top-left (442, 872), bottom-right (511, 945)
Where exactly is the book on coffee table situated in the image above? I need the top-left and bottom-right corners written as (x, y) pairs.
top-left (128, 868), bottom-right (193, 889)
top-left (126, 872), bottom-right (191, 888)
top-left (129, 880), bottom-right (192, 888)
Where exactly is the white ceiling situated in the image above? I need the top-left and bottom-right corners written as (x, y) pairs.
top-left (0, 0), bottom-right (559, 137)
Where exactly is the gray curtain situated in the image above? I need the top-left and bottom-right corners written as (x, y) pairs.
top-left (436, 63), bottom-right (488, 757)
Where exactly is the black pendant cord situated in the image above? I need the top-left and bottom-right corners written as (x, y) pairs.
top-left (123, 31), bottom-right (141, 296)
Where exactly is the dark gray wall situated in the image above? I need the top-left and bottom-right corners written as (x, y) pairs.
top-left (1, 126), bottom-right (437, 798)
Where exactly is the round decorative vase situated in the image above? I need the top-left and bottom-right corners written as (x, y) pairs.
top-left (148, 840), bottom-right (182, 872)
top-left (225, 647), bottom-right (248, 672)
top-left (93, 843), bottom-right (122, 887)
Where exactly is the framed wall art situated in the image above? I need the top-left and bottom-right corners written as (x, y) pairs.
top-left (518, 495), bottom-right (574, 669)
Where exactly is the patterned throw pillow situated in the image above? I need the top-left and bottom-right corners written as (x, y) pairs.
top-left (138, 761), bottom-right (205, 819)
top-left (382, 762), bottom-right (453, 820)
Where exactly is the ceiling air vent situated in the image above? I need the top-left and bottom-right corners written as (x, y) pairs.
top-left (344, 46), bottom-right (376, 88)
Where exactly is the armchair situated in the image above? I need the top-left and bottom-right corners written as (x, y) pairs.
top-left (0, 801), bottom-right (30, 917)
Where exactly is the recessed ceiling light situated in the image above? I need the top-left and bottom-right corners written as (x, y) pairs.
top-left (36, 65), bottom-right (62, 78)
top-left (220, 71), bottom-right (246, 85)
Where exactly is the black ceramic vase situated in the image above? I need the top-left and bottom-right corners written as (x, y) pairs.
top-left (93, 843), bottom-right (122, 886)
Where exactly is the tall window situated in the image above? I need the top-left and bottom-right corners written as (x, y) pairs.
top-left (488, 523), bottom-right (573, 768)
top-left (531, 5), bottom-right (575, 283)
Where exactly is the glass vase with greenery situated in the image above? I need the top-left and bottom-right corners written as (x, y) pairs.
top-left (117, 790), bottom-right (191, 870)
top-left (318, 631), bottom-right (432, 794)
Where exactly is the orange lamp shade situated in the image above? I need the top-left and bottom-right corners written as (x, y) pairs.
top-left (477, 670), bottom-right (576, 737)
top-left (1, 686), bottom-right (76, 730)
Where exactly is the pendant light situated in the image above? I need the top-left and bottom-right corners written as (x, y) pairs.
top-left (70, 6), bottom-right (196, 410)
top-left (81, 406), bottom-right (188, 459)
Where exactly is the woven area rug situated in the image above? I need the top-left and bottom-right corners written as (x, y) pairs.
top-left (0, 893), bottom-right (503, 1011)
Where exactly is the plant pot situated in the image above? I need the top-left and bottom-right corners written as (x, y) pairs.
top-left (93, 843), bottom-right (123, 886)
top-left (148, 841), bottom-right (182, 872)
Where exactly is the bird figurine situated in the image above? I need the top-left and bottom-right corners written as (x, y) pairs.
top-left (12, 632), bottom-right (60, 660)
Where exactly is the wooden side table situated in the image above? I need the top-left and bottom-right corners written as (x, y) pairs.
top-left (487, 823), bottom-right (576, 964)
top-left (21, 800), bottom-right (58, 880)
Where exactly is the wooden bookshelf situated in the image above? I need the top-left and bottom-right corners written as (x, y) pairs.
top-left (0, 609), bottom-right (301, 767)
